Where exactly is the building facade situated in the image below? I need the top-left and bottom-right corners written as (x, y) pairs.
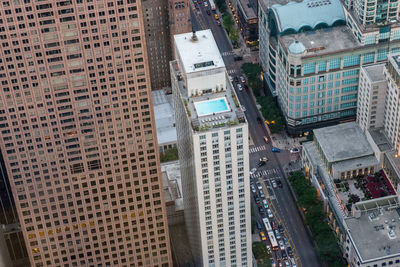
top-left (258, 0), bottom-right (400, 134)
top-left (357, 64), bottom-right (387, 131)
top-left (142, 0), bottom-right (191, 91)
top-left (171, 30), bottom-right (252, 266)
top-left (0, 1), bottom-right (172, 266)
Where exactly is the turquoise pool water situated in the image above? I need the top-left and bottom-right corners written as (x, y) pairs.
top-left (194, 97), bottom-right (229, 117)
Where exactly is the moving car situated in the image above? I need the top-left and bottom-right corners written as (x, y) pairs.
top-left (240, 76), bottom-right (246, 83)
top-left (259, 231), bottom-right (267, 241)
top-left (271, 259), bottom-right (276, 267)
top-left (217, 20), bottom-right (221, 26)
top-left (237, 83), bottom-right (243, 91)
top-left (272, 147), bottom-right (281, 152)
top-left (290, 257), bottom-right (297, 267)
top-left (214, 13), bottom-right (219, 20)
top-left (276, 179), bottom-right (283, 188)
top-left (271, 180), bottom-right (278, 189)
top-left (257, 157), bottom-right (268, 167)
top-left (257, 116), bottom-right (262, 124)
top-left (267, 208), bottom-right (273, 219)
top-left (256, 182), bottom-right (263, 190)
top-left (229, 75), bottom-right (233, 82)
top-left (290, 147), bottom-right (300, 153)
top-left (271, 220), bottom-right (278, 230)
top-left (278, 224), bottom-right (284, 233)
top-left (274, 229), bottom-right (281, 239)
top-left (287, 246), bottom-right (293, 256)
top-left (206, 9), bottom-right (211, 15)
top-left (204, 2), bottom-right (208, 7)
top-left (234, 55), bottom-right (243, 61)
top-left (241, 105), bottom-right (246, 112)
top-left (284, 259), bottom-right (290, 266)
top-left (263, 136), bottom-right (269, 144)
top-left (275, 251), bottom-right (281, 260)
top-left (263, 199), bottom-right (269, 209)
top-left (250, 168), bottom-right (257, 176)
top-left (282, 250), bottom-right (288, 259)
top-left (283, 237), bottom-right (289, 246)
top-left (279, 240), bottom-right (285, 250)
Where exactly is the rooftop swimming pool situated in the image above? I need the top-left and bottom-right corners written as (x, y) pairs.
top-left (194, 97), bottom-right (229, 117)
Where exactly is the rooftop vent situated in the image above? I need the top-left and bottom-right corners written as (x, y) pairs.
top-left (191, 31), bottom-right (198, 42)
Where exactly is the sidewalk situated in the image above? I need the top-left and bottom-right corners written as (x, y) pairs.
top-left (270, 131), bottom-right (304, 150)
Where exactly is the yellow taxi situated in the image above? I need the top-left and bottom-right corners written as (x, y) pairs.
top-left (259, 231), bottom-right (267, 241)
top-left (214, 14), bottom-right (219, 20)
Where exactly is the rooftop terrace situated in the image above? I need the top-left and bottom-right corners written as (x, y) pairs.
top-left (170, 60), bottom-right (246, 133)
top-left (280, 25), bottom-right (360, 57)
top-left (314, 122), bottom-right (374, 163)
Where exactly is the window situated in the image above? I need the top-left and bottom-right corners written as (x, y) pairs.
top-left (303, 63), bottom-right (315, 74)
top-left (329, 58), bottom-right (340, 69)
top-left (343, 55), bottom-right (360, 67)
top-left (363, 52), bottom-right (375, 64)
top-left (318, 61), bottom-right (327, 72)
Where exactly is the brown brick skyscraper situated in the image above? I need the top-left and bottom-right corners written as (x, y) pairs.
top-left (0, 1), bottom-right (172, 266)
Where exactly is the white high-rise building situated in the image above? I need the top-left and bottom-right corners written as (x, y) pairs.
top-left (170, 30), bottom-right (252, 267)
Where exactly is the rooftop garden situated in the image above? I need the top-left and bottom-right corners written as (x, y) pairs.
top-left (334, 170), bottom-right (396, 212)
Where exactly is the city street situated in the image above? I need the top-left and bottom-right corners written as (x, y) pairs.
top-left (190, 3), bottom-right (320, 266)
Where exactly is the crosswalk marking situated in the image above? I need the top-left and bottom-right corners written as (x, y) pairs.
top-left (227, 69), bottom-right (236, 74)
top-left (249, 145), bottom-right (266, 153)
top-left (252, 168), bottom-right (280, 179)
top-left (222, 51), bottom-right (235, 56)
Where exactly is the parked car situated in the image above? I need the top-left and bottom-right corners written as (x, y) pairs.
top-left (214, 13), bottom-right (219, 20)
top-left (259, 190), bottom-right (265, 198)
top-left (229, 75), bottom-right (233, 82)
top-left (278, 224), bottom-right (284, 233)
top-left (251, 184), bottom-right (256, 193)
top-left (206, 9), bottom-right (211, 15)
top-left (216, 20), bottom-right (221, 26)
top-left (271, 259), bottom-right (276, 267)
top-left (267, 208), bottom-right (273, 219)
top-left (258, 206), bottom-right (264, 213)
top-left (256, 221), bottom-right (263, 230)
top-left (254, 195), bottom-right (260, 203)
top-left (290, 147), bottom-right (300, 153)
top-left (237, 83), bottom-right (243, 91)
top-left (240, 76), bottom-right (246, 83)
top-left (263, 136), bottom-right (269, 143)
top-left (276, 179), bottom-right (283, 188)
top-left (284, 259), bottom-right (290, 266)
top-left (256, 182), bottom-right (263, 190)
top-left (234, 55), bottom-right (243, 61)
top-left (234, 76), bottom-right (239, 83)
top-left (272, 147), bottom-right (281, 152)
top-left (263, 199), bottom-right (269, 209)
top-left (241, 105), bottom-right (246, 112)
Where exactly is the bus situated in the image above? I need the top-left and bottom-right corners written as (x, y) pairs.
top-left (262, 218), bottom-right (272, 232)
top-left (268, 231), bottom-right (279, 250)
top-left (209, 0), bottom-right (216, 11)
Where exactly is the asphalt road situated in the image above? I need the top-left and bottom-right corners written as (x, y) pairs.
top-left (189, 3), bottom-right (320, 267)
